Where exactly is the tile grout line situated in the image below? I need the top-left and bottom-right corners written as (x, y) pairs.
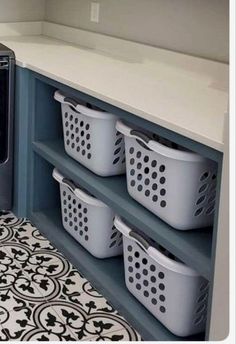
top-left (80, 326), bottom-right (138, 341)
top-left (2, 244), bottom-right (129, 338)
top-left (9, 263), bottom-right (138, 341)
top-left (2, 250), bottom-right (139, 335)
top-left (0, 215), bottom-right (140, 341)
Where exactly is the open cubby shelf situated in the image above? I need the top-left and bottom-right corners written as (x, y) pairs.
top-left (30, 207), bottom-right (204, 342)
top-left (33, 139), bottom-right (212, 280)
top-left (19, 72), bottom-right (222, 341)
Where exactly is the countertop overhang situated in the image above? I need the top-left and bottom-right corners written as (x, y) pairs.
top-left (0, 22), bottom-right (229, 152)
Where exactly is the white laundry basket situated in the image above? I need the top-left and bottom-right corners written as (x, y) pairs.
top-left (53, 169), bottom-right (123, 258)
top-left (54, 91), bottom-right (126, 176)
top-left (114, 216), bottom-right (209, 337)
top-left (116, 121), bottom-right (218, 230)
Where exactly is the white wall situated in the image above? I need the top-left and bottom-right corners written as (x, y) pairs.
top-left (45, 0), bottom-right (229, 63)
top-left (0, 0), bottom-right (45, 22)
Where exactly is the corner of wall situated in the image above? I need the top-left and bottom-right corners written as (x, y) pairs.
top-left (43, 0), bottom-right (47, 21)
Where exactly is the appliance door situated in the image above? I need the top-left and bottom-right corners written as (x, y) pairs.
top-left (0, 58), bottom-right (9, 164)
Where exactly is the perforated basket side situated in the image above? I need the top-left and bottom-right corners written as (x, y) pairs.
top-left (114, 216), bottom-right (208, 337)
top-left (61, 103), bottom-right (126, 176)
top-left (62, 105), bottom-right (93, 163)
top-left (124, 135), bottom-right (217, 230)
top-left (122, 235), bottom-right (208, 336)
top-left (52, 167), bottom-right (124, 259)
top-left (59, 184), bottom-right (123, 258)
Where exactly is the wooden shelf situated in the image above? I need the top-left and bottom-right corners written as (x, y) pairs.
top-left (33, 139), bottom-right (213, 279)
top-left (30, 208), bottom-right (205, 341)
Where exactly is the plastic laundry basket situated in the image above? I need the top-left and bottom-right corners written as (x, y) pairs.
top-left (114, 216), bottom-right (209, 337)
top-left (116, 121), bottom-right (218, 230)
top-left (53, 169), bottom-right (123, 258)
top-left (54, 91), bottom-right (126, 176)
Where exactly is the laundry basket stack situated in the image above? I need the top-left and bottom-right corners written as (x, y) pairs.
top-left (112, 120), bottom-right (217, 336)
top-left (53, 91), bottom-right (126, 259)
top-left (54, 90), bottom-right (216, 337)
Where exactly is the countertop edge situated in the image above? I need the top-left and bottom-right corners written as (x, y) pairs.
top-left (16, 60), bottom-right (225, 153)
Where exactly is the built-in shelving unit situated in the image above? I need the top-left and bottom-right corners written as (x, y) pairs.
top-left (30, 208), bottom-right (204, 341)
top-left (13, 70), bottom-right (223, 341)
top-left (33, 139), bottom-right (212, 279)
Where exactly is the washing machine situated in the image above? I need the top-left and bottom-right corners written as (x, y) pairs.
top-left (0, 43), bottom-right (15, 210)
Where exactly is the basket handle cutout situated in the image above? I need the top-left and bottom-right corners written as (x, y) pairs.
top-left (62, 178), bottom-right (100, 206)
top-left (64, 97), bottom-right (97, 112)
top-left (130, 130), bottom-right (150, 144)
top-left (114, 216), bottom-right (200, 275)
top-left (53, 169), bottom-right (107, 208)
top-left (62, 178), bottom-right (76, 192)
top-left (116, 120), bottom-right (205, 162)
top-left (130, 130), bottom-right (152, 151)
top-left (129, 231), bottom-right (150, 251)
top-left (64, 97), bottom-right (79, 108)
top-left (63, 96), bottom-right (93, 115)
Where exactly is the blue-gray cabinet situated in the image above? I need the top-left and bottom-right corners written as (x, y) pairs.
top-left (13, 67), bottom-right (223, 341)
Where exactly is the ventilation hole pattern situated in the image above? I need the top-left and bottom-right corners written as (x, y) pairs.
top-left (194, 171), bottom-right (218, 218)
top-left (197, 293), bottom-right (208, 304)
top-left (125, 234), bottom-right (208, 333)
top-left (192, 280), bottom-right (209, 326)
top-left (63, 111), bottom-right (92, 161)
top-left (113, 131), bottom-right (126, 166)
top-left (194, 314), bottom-right (206, 326)
top-left (127, 144), bottom-right (167, 210)
top-left (200, 281), bottom-right (209, 292)
top-left (125, 240), bottom-right (167, 316)
top-left (61, 186), bottom-right (90, 242)
top-left (109, 224), bottom-right (123, 249)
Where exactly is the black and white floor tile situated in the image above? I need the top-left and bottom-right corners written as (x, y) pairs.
top-left (0, 211), bottom-right (141, 341)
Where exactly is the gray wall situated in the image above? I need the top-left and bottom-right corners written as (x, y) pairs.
top-left (0, 0), bottom-right (229, 62)
top-left (0, 0), bottom-right (45, 22)
top-left (45, 0), bottom-right (229, 62)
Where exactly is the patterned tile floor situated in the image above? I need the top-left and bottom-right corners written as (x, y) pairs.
top-left (0, 211), bottom-right (141, 341)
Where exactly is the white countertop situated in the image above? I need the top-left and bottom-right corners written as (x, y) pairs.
top-left (1, 26), bottom-right (229, 151)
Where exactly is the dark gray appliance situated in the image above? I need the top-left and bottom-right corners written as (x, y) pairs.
top-left (0, 43), bottom-right (15, 209)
